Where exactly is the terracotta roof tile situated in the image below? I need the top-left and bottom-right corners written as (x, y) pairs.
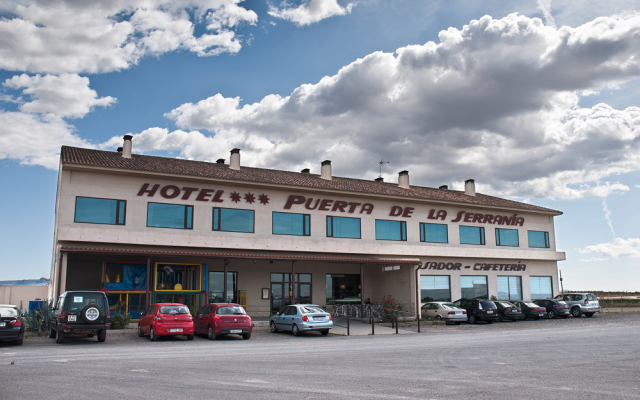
top-left (61, 146), bottom-right (561, 214)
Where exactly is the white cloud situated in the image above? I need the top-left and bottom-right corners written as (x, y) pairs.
top-left (580, 238), bottom-right (640, 258)
top-left (268, 0), bottom-right (356, 26)
top-left (0, 0), bottom-right (258, 74)
top-left (146, 13), bottom-right (640, 199)
top-left (537, 0), bottom-right (556, 28)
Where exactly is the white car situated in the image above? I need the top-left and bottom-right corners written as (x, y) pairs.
top-left (421, 302), bottom-right (467, 324)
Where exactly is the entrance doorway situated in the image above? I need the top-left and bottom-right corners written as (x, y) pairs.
top-left (270, 273), bottom-right (311, 313)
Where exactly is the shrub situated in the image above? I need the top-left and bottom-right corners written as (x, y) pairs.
top-left (22, 300), bottom-right (53, 335)
top-left (375, 295), bottom-right (405, 322)
top-left (110, 312), bottom-right (131, 329)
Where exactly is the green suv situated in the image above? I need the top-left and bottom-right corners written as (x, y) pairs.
top-left (49, 291), bottom-right (110, 343)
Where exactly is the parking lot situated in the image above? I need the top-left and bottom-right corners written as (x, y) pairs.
top-left (2, 312), bottom-right (639, 399)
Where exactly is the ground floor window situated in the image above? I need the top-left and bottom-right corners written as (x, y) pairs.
top-left (155, 263), bottom-right (201, 291)
top-left (497, 276), bottom-right (522, 301)
top-left (208, 271), bottom-right (237, 303)
top-left (420, 275), bottom-right (451, 302)
top-left (326, 274), bottom-right (361, 305)
top-left (154, 292), bottom-right (200, 311)
top-left (270, 273), bottom-right (312, 313)
top-left (104, 262), bottom-right (146, 290)
top-left (461, 276), bottom-right (488, 299)
top-left (107, 292), bottom-right (147, 319)
top-left (530, 276), bottom-right (553, 299)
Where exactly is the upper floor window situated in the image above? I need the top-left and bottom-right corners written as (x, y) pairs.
top-left (375, 220), bottom-right (407, 241)
top-left (75, 197), bottom-right (126, 225)
top-left (420, 223), bottom-right (448, 243)
top-left (327, 216), bottom-right (361, 239)
top-left (496, 228), bottom-right (519, 247)
top-left (213, 208), bottom-right (254, 233)
top-left (459, 226), bottom-right (485, 245)
top-left (528, 230), bottom-right (550, 248)
top-left (272, 212), bottom-right (310, 236)
top-left (147, 202), bottom-right (193, 229)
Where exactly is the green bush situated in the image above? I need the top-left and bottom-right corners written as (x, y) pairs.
top-left (375, 295), bottom-right (405, 322)
top-left (22, 300), bottom-right (53, 335)
top-left (110, 312), bottom-right (131, 329)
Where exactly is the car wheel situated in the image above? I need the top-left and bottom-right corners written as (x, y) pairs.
top-left (469, 314), bottom-right (476, 324)
top-left (97, 329), bottom-right (106, 342)
top-left (270, 321), bottom-right (278, 333)
top-left (496, 314), bottom-right (503, 322)
top-left (49, 325), bottom-right (56, 339)
top-left (187, 334), bottom-right (194, 340)
top-left (292, 324), bottom-right (300, 336)
top-left (15, 335), bottom-right (24, 345)
top-left (55, 327), bottom-right (65, 344)
top-left (571, 307), bottom-right (582, 318)
top-left (548, 310), bottom-right (557, 319)
top-left (585, 313), bottom-right (594, 318)
top-left (150, 327), bottom-right (158, 341)
top-left (208, 325), bottom-right (217, 340)
top-left (242, 333), bottom-right (252, 340)
top-left (435, 315), bottom-right (442, 321)
top-left (137, 324), bottom-right (144, 337)
top-left (321, 329), bottom-right (329, 336)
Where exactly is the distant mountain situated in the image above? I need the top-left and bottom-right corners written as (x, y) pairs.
top-left (0, 278), bottom-right (49, 286)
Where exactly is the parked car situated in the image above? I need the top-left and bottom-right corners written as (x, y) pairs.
top-left (452, 298), bottom-right (498, 324)
top-left (553, 293), bottom-right (600, 318)
top-left (194, 303), bottom-right (252, 340)
top-left (49, 291), bottom-right (110, 343)
top-left (138, 303), bottom-right (194, 341)
top-left (533, 299), bottom-right (570, 319)
top-left (493, 301), bottom-right (522, 322)
top-left (513, 301), bottom-right (547, 320)
top-left (421, 302), bottom-right (467, 324)
top-left (0, 304), bottom-right (24, 345)
top-left (270, 304), bottom-right (332, 336)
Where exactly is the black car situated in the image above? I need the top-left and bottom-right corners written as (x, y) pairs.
top-left (493, 301), bottom-right (522, 322)
top-left (513, 301), bottom-right (547, 320)
top-left (49, 291), bottom-right (110, 343)
top-left (0, 304), bottom-right (24, 345)
top-left (453, 298), bottom-right (498, 324)
top-left (533, 299), bottom-right (570, 319)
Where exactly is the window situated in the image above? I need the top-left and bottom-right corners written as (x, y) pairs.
top-left (497, 276), bottom-right (522, 300)
top-left (208, 271), bottom-right (237, 303)
top-left (496, 228), bottom-right (519, 247)
top-left (420, 223), bottom-right (448, 243)
top-left (271, 273), bottom-right (312, 313)
top-left (459, 226), bottom-right (485, 245)
top-left (155, 263), bottom-right (201, 291)
top-left (104, 262), bottom-right (146, 290)
top-left (461, 276), bottom-right (488, 299)
top-left (375, 220), bottom-right (407, 241)
top-left (147, 202), bottom-right (193, 229)
top-left (326, 274), bottom-right (361, 305)
top-left (530, 276), bottom-right (553, 299)
top-left (327, 216), bottom-right (361, 239)
top-left (75, 197), bottom-right (126, 225)
top-left (213, 208), bottom-right (254, 233)
top-left (272, 212), bottom-right (310, 236)
top-left (420, 275), bottom-right (451, 302)
top-left (528, 231), bottom-right (550, 248)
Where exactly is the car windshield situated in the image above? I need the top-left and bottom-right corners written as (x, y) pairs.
top-left (498, 302), bottom-right (514, 308)
top-left (441, 304), bottom-right (462, 310)
top-left (302, 306), bottom-right (326, 314)
top-left (159, 305), bottom-right (190, 315)
top-left (524, 302), bottom-right (540, 307)
top-left (216, 306), bottom-right (246, 315)
top-left (479, 301), bottom-right (497, 309)
top-left (67, 294), bottom-right (104, 311)
top-left (0, 307), bottom-right (18, 317)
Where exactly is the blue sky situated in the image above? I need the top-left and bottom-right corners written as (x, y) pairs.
top-left (1, 0), bottom-right (639, 291)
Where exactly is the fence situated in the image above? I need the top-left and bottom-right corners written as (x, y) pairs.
top-left (330, 304), bottom-right (423, 335)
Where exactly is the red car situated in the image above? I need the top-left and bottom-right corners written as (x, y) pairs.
top-left (194, 303), bottom-right (252, 340)
top-left (138, 303), bottom-right (194, 341)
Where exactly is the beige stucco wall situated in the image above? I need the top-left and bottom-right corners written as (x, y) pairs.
top-left (0, 286), bottom-right (49, 311)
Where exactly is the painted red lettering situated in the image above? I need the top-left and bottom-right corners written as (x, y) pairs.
top-left (332, 201), bottom-right (348, 212)
top-left (196, 188), bottom-right (215, 201)
top-left (284, 195), bottom-right (305, 209)
top-left (138, 183), bottom-right (160, 197)
top-left (402, 207), bottom-right (414, 218)
top-left (160, 185), bottom-right (180, 199)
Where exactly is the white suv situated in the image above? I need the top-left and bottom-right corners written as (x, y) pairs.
top-left (554, 293), bottom-right (600, 318)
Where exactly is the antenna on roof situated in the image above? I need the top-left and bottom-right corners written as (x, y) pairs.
top-left (378, 159), bottom-right (389, 178)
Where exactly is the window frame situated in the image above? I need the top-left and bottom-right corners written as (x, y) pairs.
top-left (530, 276), bottom-right (553, 299)
top-left (528, 230), bottom-right (550, 248)
top-left (272, 212), bottom-right (311, 236)
top-left (420, 275), bottom-right (451, 302)
top-left (375, 219), bottom-right (407, 241)
top-left (212, 207), bottom-right (255, 233)
top-left (74, 196), bottom-right (126, 225)
top-left (147, 202), bottom-right (193, 230)
top-left (419, 222), bottom-right (448, 243)
top-left (326, 215), bottom-right (361, 239)
top-left (460, 275), bottom-right (489, 299)
top-left (459, 225), bottom-right (486, 245)
top-left (497, 276), bottom-right (523, 301)
top-left (495, 228), bottom-right (519, 247)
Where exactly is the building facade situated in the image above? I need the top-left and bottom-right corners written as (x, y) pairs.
top-left (49, 137), bottom-right (565, 318)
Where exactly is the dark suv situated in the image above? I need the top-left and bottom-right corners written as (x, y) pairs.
top-left (453, 298), bottom-right (498, 324)
top-left (49, 291), bottom-right (110, 343)
top-left (533, 299), bottom-right (570, 319)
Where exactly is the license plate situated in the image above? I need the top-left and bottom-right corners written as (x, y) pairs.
top-left (539, 313), bottom-right (545, 317)
top-left (230, 329), bottom-right (242, 333)
top-left (487, 311), bottom-right (493, 314)
top-left (169, 328), bottom-right (183, 333)
top-left (314, 317), bottom-right (324, 321)
top-left (68, 315), bottom-right (77, 322)
top-left (0, 322), bottom-right (5, 327)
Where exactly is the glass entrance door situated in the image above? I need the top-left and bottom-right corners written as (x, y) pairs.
top-left (270, 273), bottom-right (312, 314)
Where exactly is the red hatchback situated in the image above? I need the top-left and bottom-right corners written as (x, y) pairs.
top-left (194, 303), bottom-right (252, 340)
top-left (138, 303), bottom-right (195, 341)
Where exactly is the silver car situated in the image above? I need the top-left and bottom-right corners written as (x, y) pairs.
top-left (554, 293), bottom-right (600, 317)
top-left (270, 304), bottom-right (333, 336)
top-left (421, 302), bottom-right (467, 324)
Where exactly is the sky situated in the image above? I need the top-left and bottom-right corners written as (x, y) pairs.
top-left (1, 0), bottom-right (639, 291)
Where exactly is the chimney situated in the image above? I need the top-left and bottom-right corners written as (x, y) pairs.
top-left (398, 170), bottom-right (410, 189)
top-left (122, 135), bottom-right (132, 158)
top-left (117, 147), bottom-right (123, 153)
top-left (465, 179), bottom-right (476, 196)
top-left (321, 160), bottom-right (332, 180)
top-left (216, 159), bottom-right (225, 164)
top-left (230, 148), bottom-right (240, 170)
top-left (301, 168), bottom-right (310, 174)
top-left (375, 177), bottom-right (384, 182)
top-left (439, 185), bottom-right (448, 190)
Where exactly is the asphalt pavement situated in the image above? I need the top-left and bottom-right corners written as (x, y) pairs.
top-left (2, 312), bottom-right (639, 399)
